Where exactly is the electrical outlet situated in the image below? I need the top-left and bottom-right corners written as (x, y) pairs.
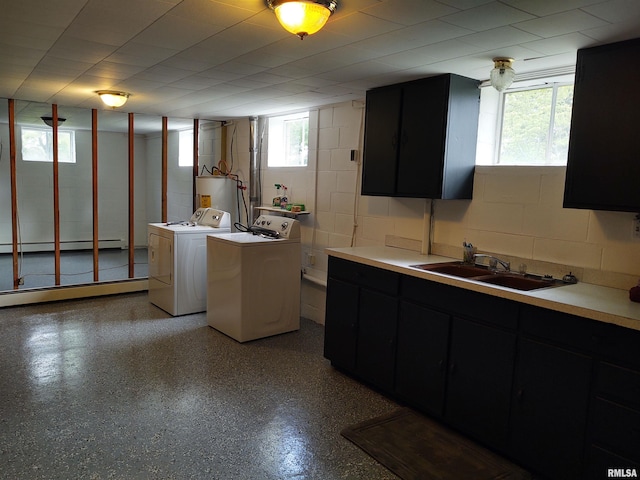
top-left (18, 277), bottom-right (24, 285)
top-left (307, 253), bottom-right (316, 265)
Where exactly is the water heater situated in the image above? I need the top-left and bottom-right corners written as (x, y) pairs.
top-left (195, 176), bottom-right (238, 230)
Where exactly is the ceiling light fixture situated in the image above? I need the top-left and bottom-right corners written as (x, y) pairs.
top-left (41, 116), bottom-right (66, 127)
top-left (267, 0), bottom-right (337, 40)
top-left (490, 57), bottom-right (515, 92)
top-left (96, 90), bottom-right (130, 108)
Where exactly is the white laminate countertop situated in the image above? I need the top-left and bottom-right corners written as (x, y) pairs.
top-left (326, 246), bottom-right (640, 332)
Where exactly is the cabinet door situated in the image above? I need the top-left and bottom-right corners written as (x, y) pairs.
top-left (564, 37), bottom-right (640, 212)
top-left (361, 86), bottom-right (402, 196)
top-left (356, 288), bottom-right (398, 391)
top-left (511, 338), bottom-right (591, 480)
top-left (324, 278), bottom-right (359, 371)
top-left (396, 76), bottom-right (448, 197)
top-left (396, 301), bottom-right (450, 415)
top-left (446, 316), bottom-right (516, 450)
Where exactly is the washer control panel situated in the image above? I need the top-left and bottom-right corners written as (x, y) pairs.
top-left (253, 215), bottom-right (300, 239)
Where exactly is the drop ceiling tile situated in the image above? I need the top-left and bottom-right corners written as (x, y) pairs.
top-left (379, 38), bottom-right (485, 68)
top-left (580, 21), bottom-right (640, 42)
top-left (168, 76), bottom-right (218, 91)
top-left (457, 25), bottom-right (542, 50)
top-left (83, 63), bottom-right (147, 80)
top-left (0, 20), bottom-right (64, 47)
top-left (437, 0), bottom-right (494, 7)
top-left (134, 65), bottom-right (194, 83)
top-left (64, 0), bottom-right (177, 46)
top-left (441, 2), bottom-right (536, 31)
top-left (170, 0), bottom-right (246, 23)
top-left (5, 0), bottom-right (87, 28)
top-left (131, 15), bottom-right (225, 50)
top-left (105, 44), bottom-right (179, 67)
top-left (323, 12), bottom-right (404, 41)
top-left (582, 0), bottom-right (640, 22)
top-left (502, 0), bottom-right (606, 17)
top-left (212, 62), bottom-right (267, 76)
top-left (231, 50), bottom-right (293, 69)
top-left (353, 20), bottom-right (474, 55)
top-left (522, 32), bottom-right (596, 56)
top-left (48, 37), bottom-right (118, 63)
top-left (317, 60), bottom-right (395, 83)
top-left (515, 10), bottom-right (609, 37)
top-left (158, 56), bottom-right (220, 72)
top-left (362, 0), bottom-right (459, 26)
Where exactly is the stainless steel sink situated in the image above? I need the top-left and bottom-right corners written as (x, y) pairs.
top-left (411, 261), bottom-right (566, 291)
top-left (473, 274), bottom-right (564, 291)
top-left (411, 262), bottom-right (490, 278)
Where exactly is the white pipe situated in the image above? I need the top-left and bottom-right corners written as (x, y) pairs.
top-left (302, 272), bottom-right (326, 288)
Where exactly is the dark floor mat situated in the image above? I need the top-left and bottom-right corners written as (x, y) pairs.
top-left (341, 408), bottom-right (532, 480)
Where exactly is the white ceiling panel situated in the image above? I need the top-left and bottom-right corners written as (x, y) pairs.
top-left (441, 2), bottom-right (536, 31)
top-left (0, 0), bottom-right (637, 121)
top-left (362, 0), bottom-right (459, 26)
top-left (514, 10), bottom-right (609, 38)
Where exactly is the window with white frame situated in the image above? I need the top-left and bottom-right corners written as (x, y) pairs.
top-left (496, 83), bottom-right (574, 165)
top-left (21, 127), bottom-right (76, 163)
top-left (178, 129), bottom-right (194, 167)
top-left (268, 111), bottom-right (309, 167)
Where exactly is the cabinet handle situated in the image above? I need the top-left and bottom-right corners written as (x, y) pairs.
top-left (449, 362), bottom-right (456, 374)
top-left (516, 389), bottom-right (525, 402)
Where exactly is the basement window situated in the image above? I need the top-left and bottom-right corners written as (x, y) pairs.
top-left (496, 83), bottom-right (574, 165)
top-left (21, 127), bottom-right (76, 163)
top-left (268, 112), bottom-right (309, 167)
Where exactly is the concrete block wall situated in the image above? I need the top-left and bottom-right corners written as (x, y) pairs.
top-left (286, 100), bottom-right (640, 324)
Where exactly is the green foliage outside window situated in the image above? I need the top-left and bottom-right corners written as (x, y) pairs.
top-left (499, 84), bottom-right (573, 165)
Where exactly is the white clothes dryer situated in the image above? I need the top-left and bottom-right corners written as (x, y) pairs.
top-left (148, 208), bottom-right (231, 316)
top-left (206, 215), bottom-right (301, 342)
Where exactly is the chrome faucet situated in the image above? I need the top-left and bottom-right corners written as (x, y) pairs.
top-left (473, 254), bottom-right (510, 272)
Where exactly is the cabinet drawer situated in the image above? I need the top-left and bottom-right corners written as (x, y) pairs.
top-left (520, 305), bottom-right (606, 352)
top-left (401, 275), bottom-right (518, 329)
top-left (592, 398), bottom-right (640, 462)
top-left (586, 445), bottom-right (640, 480)
top-left (597, 362), bottom-right (640, 410)
top-left (597, 323), bottom-right (640, 369)
top-left (328, 257), bottom-right (399, 295)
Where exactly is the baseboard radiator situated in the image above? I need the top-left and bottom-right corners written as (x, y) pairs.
top-left (0, 239), bottom-right (126, 254)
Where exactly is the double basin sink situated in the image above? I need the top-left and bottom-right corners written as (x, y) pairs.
top-left (411, 261), bottom-right (566, 291)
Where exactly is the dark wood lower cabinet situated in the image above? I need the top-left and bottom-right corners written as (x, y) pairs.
top-left (323, 256), bottom-right (640, 480)
top-left (356, 289), bottom-right (397, 391)
top-left (323, 278), bottom-right (359, 371)
top-left (586, 446), bottom-right (640, 480)
top-left (395, 301), bottom-right (449, 415)
top-left (510, 338), bottom-right (592, 480)
top-left (445, 316), bottom-right (516, 450)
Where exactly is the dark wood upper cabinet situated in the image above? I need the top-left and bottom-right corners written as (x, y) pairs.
top-left (361, 73), bottom-right (480, 199)
top-left (564, 37), bottom-right (640, 212)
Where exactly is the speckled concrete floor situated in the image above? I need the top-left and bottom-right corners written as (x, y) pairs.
top-left (0, 292), bottom-right (399, 480)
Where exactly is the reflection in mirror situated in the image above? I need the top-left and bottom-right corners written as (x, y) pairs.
top-left (97, 109), bottom-right (152, 282)
top-left (0, 97), bottom-right (12, 291)
top-left (0, 98), bottom-right (200, 293)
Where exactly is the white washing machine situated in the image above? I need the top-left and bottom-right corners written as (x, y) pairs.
top-left (206, 215), bottom-right (301, 342)
top-left (148, 208), bottom-right (231, 316)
